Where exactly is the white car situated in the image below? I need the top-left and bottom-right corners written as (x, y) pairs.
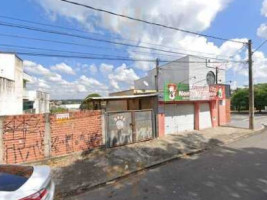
top-left (0, 165), bottom-right (55, 200)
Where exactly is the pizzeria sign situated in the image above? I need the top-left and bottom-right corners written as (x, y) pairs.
top-left (164, 83), bottom-right (225, 101)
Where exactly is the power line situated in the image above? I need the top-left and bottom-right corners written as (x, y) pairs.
top-left (0, 15), bottom-right (240, 60)
top-left (0, 15), bottom-right (192, 51)
top-left (0, 32), bottom-right (237, 62)
top-left (253, 39), bottom-right (267, 54)
top-left (59, 0), bottom-right (246, 44)
top-left (0, 43), bottom-right (145, 59)
top-left (0, 50), bottom-right (233, 64)
top-left (0, 33), bottom-right (188, 59)
top-left (0, 22), bottom-right (244, 63)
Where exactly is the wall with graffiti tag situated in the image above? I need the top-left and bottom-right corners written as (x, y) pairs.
top-left (1, 110), bottom-right (102, 164)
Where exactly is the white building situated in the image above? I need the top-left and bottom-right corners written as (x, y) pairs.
top-left (134, 56), bottom-right (225, 91)
top-left (24, 91), bottom-right (50, 114)
top-left (0, 53), bottom-right (50, 116)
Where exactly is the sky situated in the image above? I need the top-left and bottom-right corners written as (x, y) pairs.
top-left (1, 0), bottom-right (267, 99)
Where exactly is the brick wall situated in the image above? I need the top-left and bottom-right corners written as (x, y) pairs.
top-left (2, 114), bottom-right (45, 164)
top-left (50, 111), bottom-right (102, 157)
top-left (0, 111), bottom-right (102, 164)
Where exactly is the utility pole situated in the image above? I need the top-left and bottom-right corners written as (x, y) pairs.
top-left (248, 39), bottom-right (254, 130)
top-left (155, 58), bottom-right (160, 93)
top-left (215, 66), bottom-right (218, 84)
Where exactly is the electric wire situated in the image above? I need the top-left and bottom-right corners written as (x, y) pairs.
top-left (0, 21), bottom-right (245, 63)
top-left (59, 0), bottom-right (246, 44)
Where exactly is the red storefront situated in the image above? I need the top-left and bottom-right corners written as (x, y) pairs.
top-left (157, 84), bottom-right (231, 137)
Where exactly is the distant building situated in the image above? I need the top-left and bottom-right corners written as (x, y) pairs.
top-left (59, 104), bottom-right (81, 111)
top-left (24, 91), bottom-right (50, 114)
top-left (0, 53), bottom-right (50, 116)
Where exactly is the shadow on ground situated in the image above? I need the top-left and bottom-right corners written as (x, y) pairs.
top-left (69, 145), bottom-right (267, 200)
top-left (52, 132), bottom-right (225, 199)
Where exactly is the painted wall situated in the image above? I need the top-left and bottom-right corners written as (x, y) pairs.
top-left (28, 91), bottom-right (50, 114)
top-left (134, 56), bottom-right (226, 92)
top-left (1, 111), bottom-right (102, 164)
top-left (134, 56), bottom-right (190, 90)
top-left (0, 54), bottom-right (24, 116)
top-left (188, 56), bottom-right (225, 87)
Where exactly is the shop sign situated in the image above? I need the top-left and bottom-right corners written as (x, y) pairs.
top-left (164, 83), bottom-right (190, 101)
top-left (164, 83), bottom-right (225, 101)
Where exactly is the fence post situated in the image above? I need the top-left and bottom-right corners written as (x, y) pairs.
top-left (0, 117), bottom-right (4, 164)
top-left (44, 113), bottom-right (51, 158)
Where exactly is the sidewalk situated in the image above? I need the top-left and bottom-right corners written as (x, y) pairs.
top-left (46, 127), bottom-right (263, 199)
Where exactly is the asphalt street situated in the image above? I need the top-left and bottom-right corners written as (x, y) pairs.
top-left (229, 113), bottom-right (267, 129)
top-left (69, 129), bottom-right (267, 200)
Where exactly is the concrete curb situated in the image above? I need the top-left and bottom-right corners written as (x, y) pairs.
top-left (57, 127), bottom-right (266, 199)
top-left (57, 148), bottom-right (205, 199)
top-left (222, 126), bottom-right (266, 145)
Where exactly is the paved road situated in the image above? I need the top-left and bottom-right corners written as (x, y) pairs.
top-left (69, 129), bottom-right (267, 200)
top-left (229, 113), bottom-right (267, 129)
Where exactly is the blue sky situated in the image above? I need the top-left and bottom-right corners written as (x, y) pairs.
top-left (1, 0), bottom-right (267, 99)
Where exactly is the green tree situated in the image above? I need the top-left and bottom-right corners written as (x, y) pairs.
top-left (50, 107), bottom-right (68, 114)
top-left (231, 84), bottom-right (267, 112)
top-left (255, 84), bottom-right (267, 112)
top-left (231, 88), bottom-right (249, 112)
top-left (80, 93), bottom-right (101, 110)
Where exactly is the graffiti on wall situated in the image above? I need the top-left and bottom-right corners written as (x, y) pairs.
top-left (3, 115), bottom-right (45, 163)
top-left (50, 114), bottom-right (102, 155)
top-left (51, 132), bottom-right (101, 155)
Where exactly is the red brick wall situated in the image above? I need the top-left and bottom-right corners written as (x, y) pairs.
top-left (50, 111), bottom-right (102, 157)
top-left (2, 111), bottom-right (102, 164)
top-left (3, 114), bottom-right (45, 164)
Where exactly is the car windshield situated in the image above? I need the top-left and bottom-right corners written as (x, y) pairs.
top-left (0, 165), bottom-right (33, 192)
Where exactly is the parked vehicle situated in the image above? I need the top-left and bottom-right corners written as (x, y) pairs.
top-left (0, 165), bottom-right (55, 200)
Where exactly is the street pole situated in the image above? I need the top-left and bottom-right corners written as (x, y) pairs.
top-left (248, 39), bottom-right (254, 130)
top-left (215, 66), bottom-right (218, 84)
top-left (155, 58), bottom-right (160, 93)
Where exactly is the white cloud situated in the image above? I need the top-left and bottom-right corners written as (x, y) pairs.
top-left (89, 64), bottom-right (98, 74)
top-left (24, 60), bottom-right (109, 99)
top-left (100, 63), bottom-right (113, 74)
top-left (262, 0), bottom-right (267, 17)
top-left (108, 63), bottom-right (139, 90)
top-left (50, 63), bottom-right (75, 75)
top-left (79, 75), bottom-right (107, 88)
top-left (35, 0), bottom-right (234, 70)
top-left (24, 60), bottom-right (50, 75)
top-left (257, 23), bottom-right (267, 39)
top-left (77, 84), bottom-right (87, 92)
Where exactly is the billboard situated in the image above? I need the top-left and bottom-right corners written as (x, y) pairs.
top-left (164, 83), bottom-right (225, 102)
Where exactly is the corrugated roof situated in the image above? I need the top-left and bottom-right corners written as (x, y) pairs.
top-left (89, 93), bottom-right (157, 100)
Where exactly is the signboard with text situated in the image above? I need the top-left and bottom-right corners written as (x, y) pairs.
top-left (164, 83), bottom-right (225, 102)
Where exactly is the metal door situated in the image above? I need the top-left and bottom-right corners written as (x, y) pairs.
top-left (135, 110), bottom-right (154, 142)
top-left (199, 103), bottom-right (212, 129)
top-left (107, 112), bottom-right (133, 147)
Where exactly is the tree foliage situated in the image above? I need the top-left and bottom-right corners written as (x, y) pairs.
top-left (231, 83), bottom-right (267, 112)
top-left (80, 93), bottom-right (101, 110)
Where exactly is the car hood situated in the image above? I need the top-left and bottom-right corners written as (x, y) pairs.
top-left (0, 166), bottom-right (51, 200)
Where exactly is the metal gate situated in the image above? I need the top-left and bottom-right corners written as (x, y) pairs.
top-left (106, 110), bottom-right (154, 147)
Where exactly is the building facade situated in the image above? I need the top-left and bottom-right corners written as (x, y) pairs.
top-left (88, 56), bottom-right (231, 145)
top-left (135, 56), bottom-right (230, 136)
top-left (24, 91), bottom-right (50, 114)
top-left (0, 53), bottom-right (50, 116)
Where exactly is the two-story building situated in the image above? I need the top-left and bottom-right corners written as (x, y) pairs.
top-left (87, 55), bottom-right (231, 144)
top-left (134, 56), bottom-right (230, 136)
top-left (0, 53), bottom-right (50, 116)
